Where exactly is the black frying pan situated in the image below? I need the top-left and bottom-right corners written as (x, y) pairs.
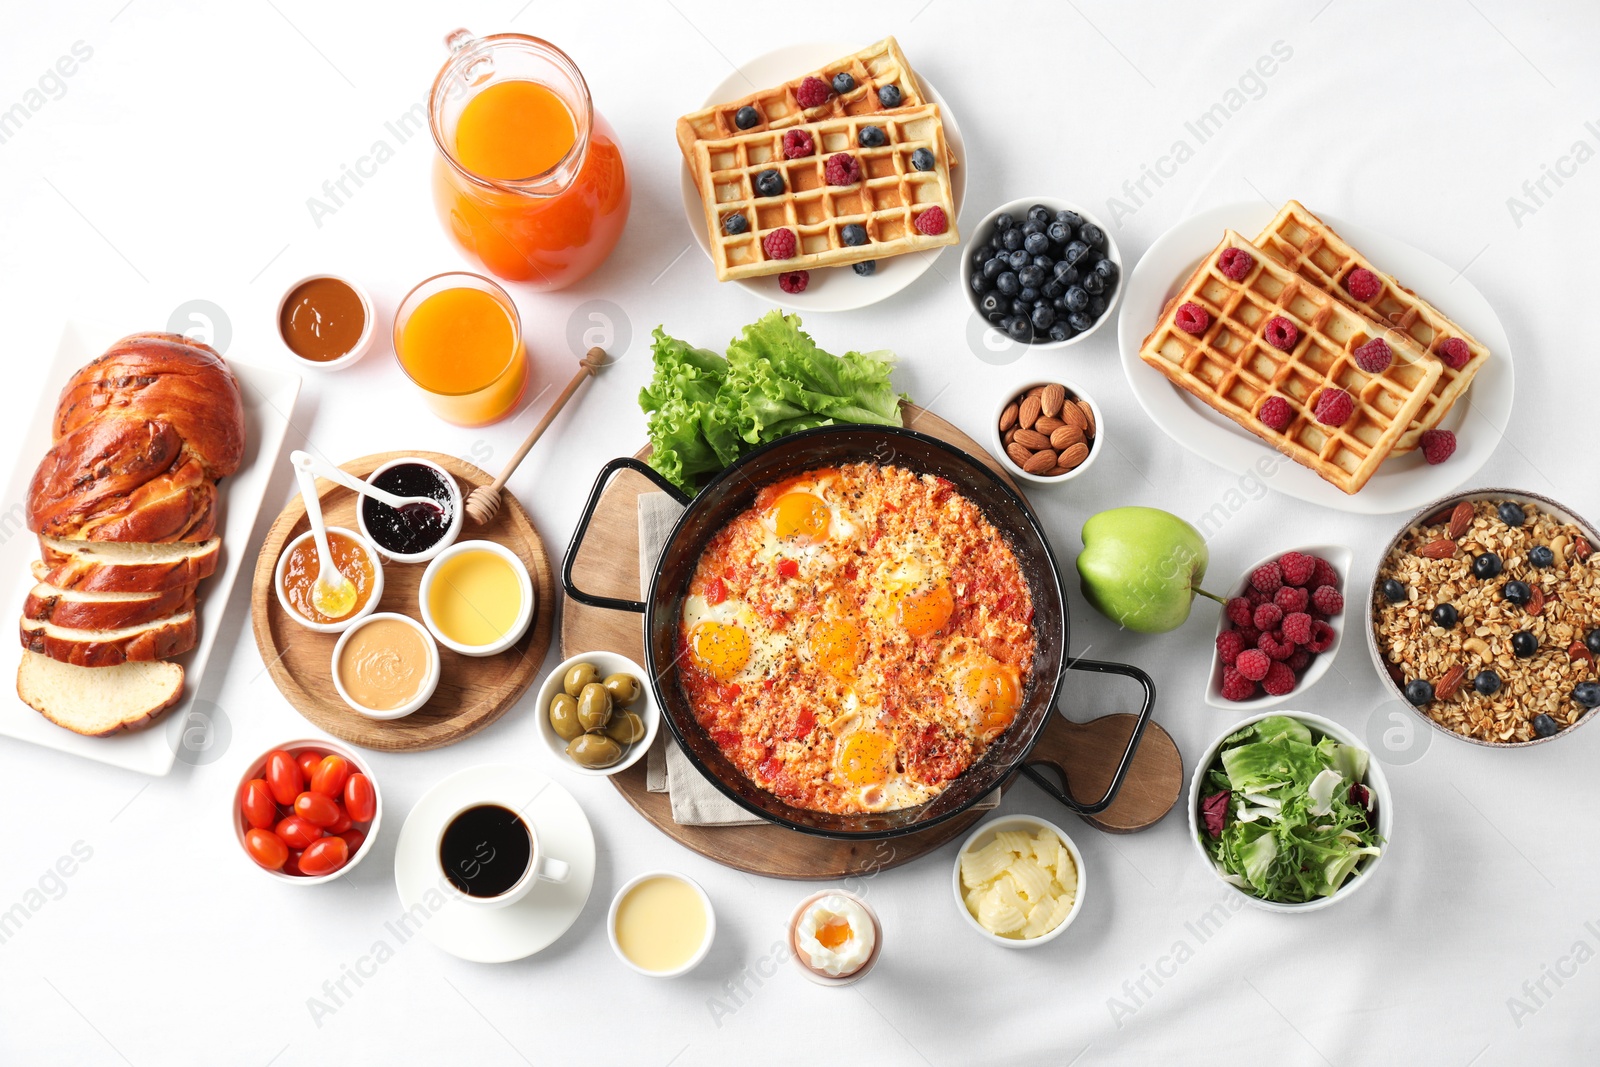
top-left (563, 425), bottom-right (1156, 839)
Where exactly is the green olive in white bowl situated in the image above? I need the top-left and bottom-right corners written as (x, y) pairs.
top-left (534, 651), bottom-right (658, 777)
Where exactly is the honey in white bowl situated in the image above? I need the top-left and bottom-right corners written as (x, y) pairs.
top-left (427, 548), bottom-right (521, 646)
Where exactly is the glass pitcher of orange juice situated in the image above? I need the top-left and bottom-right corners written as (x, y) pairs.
top-left (429, 30), bottom-right (630, 290)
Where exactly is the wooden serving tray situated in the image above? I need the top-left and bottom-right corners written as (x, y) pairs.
top-left (250, 451), bottom-right (554, 751)
top-left (562, 406), bottom-right (1181, 879)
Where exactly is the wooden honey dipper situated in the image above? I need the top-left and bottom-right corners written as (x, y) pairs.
top-left (464, 347), bottom-right (607, 525)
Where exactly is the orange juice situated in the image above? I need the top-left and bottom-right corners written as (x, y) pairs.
top-left (453, 81), bottom-right (576, 180)
top-left (430, 35), bottom-right (630, 290)
top-left (394, 275), bottom-right (528, 426)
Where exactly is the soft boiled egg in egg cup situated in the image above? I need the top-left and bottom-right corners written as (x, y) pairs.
top-left (787, 890), bottom-right (882, 986)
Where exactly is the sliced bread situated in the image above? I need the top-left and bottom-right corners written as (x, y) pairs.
top-left (23, 582), bottom-right (194, 631)
top-left (33, 536), bottom-right (220, 593)
top-left (17, 651), bottom-right (184, 735)
top-left (20, 611), bottom-right (197, 667)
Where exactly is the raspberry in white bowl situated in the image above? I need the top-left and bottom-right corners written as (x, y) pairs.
top-left (1205, 545), bottom-right (1353, 710)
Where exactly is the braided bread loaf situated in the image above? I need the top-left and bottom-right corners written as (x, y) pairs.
top-left (26, 332), bottom-right (243, 543)
top-left (17, 333), bottom-right (244, 734)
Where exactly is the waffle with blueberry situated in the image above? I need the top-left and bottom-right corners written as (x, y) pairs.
top-left (676, 37), bottom-right (953, 190)
top-left (694, 103), bottom-right (958, 282)
top-left (1139, 231), bottom-right (1442, 495)
top-left (1253, 200), bottom-right (1490, 453)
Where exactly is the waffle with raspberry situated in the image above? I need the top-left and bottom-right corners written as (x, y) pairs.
top-left (1139, 231), bottom-right (1443, 495)
top-left (676, 37), bottom-right (953, 188)
top-left (693, 103), bottom-right (958, 281)
top-left (1253, 200), bottom-right (1490, 453)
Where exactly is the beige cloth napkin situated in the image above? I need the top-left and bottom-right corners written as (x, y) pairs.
top-left (637, 490), bottom-right (999, 826)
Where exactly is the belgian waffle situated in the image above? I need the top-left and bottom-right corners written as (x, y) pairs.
top-left (1254, 200), bottom-right (1489, 452)
top-left (677, 37), bottom-right (952, 187)
top-left (1139, 231), bottom-right (1444, 495)
top-left (693, 103), bottom-right (958, 282)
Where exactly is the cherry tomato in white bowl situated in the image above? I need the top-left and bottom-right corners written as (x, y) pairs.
top-left (234, 738), bottom-right (382, 885)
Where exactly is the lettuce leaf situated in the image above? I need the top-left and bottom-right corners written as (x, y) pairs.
top-left (725, 311), bottom-right (904, 432)
top-left (637, 329), bottom-right (731, 492)
top-left (639, 311), bottom-right (905, 494)
top-left (1200, 719), bottom-right (1384, 903)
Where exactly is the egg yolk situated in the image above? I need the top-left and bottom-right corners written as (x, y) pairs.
top-left (690, 621), bottom-right (751, 682)
top-left (809, 617), bottom-right (863, 679)
top-left (963, 665), bottom-right (1020, 734)
top-left (897, 582), bottom-right (954, 637)
top-left (815, 917), bottom-right (853, 949)
top-left (770, 492), bottom-right (831, 544)
top-left (837, 730), bottom-right (894, 787)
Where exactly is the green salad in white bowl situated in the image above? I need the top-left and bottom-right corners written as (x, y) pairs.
top-left (1189, 712), bottom-right (1391, 912)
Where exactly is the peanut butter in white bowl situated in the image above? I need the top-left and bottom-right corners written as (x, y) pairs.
top-left (331, 612), bottom-right (440, 720)
top-left (788, 891), bottom-right (881, 986)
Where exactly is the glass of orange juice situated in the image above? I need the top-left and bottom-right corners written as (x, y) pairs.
top-left (393, 272), bottom-right (528, 427)
top-left (428, 30), bottom-right (630, 290)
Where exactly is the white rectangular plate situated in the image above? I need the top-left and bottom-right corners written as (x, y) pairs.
top-left (0, 322), bottom-right (300, 775)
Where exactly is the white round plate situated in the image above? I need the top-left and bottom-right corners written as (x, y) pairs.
top-left (1116, 202), bottom-right (1514, 515)
top-left (678, 41), bottom-right (967, 312)
top-left (393, 764), bottom-right (595, 963)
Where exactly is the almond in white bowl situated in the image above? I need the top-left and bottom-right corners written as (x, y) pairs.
top-left (992, 380), bottom-right (1102, 485)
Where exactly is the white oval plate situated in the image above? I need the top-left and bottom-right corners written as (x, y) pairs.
top-left (678, 41), bottom-right (967, 312)
top-left (393, 764), bottom-right (595, 963)
top-left (1116, 202), bottom-right (1514, 515)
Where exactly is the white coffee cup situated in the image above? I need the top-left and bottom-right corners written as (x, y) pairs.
top-left (435, 801), bottom-right (568, 909)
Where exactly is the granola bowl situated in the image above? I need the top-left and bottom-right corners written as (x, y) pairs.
top-left (1367, 488), bottom-right (1600, 748)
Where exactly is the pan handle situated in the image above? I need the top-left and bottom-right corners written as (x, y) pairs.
top-left (561, 457), bottom-right (690, 614)
top-left (1020, 657), bottom-right (1157, 816)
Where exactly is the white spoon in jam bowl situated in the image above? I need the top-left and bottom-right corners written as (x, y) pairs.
top-left (292, 450), bottom-right (444, 522)
top-left (291, 457), bottom-right (358, 620)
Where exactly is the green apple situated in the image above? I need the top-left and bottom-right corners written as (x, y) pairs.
top-left (1076, 507), bottom-right (1221, 634)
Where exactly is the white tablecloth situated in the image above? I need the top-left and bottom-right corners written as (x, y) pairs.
top-left (2, 2), bottom-right (1595, 1063)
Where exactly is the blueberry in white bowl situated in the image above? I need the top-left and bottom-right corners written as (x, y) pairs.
top-left (960, 197), bottom-right (1123, 350)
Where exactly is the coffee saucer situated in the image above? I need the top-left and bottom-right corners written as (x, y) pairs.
top-left (393, 764), bottom-right (595, 963)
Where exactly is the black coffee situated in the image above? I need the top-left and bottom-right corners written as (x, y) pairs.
top-left (439, 804), bottom-right (532, 898)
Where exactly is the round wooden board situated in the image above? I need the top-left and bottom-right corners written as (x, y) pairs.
top-left (561, 405), bottom-right (1180, 879)
top-left (250, 451), bottom-right (554, 752)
